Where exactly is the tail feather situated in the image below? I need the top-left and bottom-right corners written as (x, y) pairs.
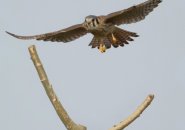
top-left (106, 35), bottom-right (115, 48)
top-left (89, 36), bottom-right (112, 49)
top-left (89, 37), bottom-right (99, 48)
top-left (102, 37), bottom-right (111, 49)
top-left (111, 27), bottom-right (138, 47)
top-left (89, 27), bottom-right (138, 52)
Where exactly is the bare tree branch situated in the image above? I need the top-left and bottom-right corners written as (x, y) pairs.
top-left (28, 45), bottom-right (86, 130)
top-left (28, 45), bottom-right (154, 130)
top-left (109, 94), bottom-right (154, 130)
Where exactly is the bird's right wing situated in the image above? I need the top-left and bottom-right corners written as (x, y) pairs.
top-left (6, 24), bottom-right (88, 43)
top-left (105, 0), bottom-right (162, 25)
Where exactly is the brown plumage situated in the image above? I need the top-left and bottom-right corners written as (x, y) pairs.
top-left (6, 0), bottom-right (162, 53)
top-left (89, 27), bottom-right (138, 49)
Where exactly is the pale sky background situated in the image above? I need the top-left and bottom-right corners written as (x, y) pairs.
top-left (0, 0), bottom-right (185, 130)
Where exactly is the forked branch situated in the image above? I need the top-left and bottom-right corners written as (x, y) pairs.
top-left (28, 45), bottom-right (86, 130)
top-left (109, 94), bottom-right (154, 130)
top-left (28, 45), bottom-right (154, 130)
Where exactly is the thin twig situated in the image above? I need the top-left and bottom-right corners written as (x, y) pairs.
top-left (109, 94), bottom-right (154, 130)
top-left (28, 45), bottom-right (86, 130)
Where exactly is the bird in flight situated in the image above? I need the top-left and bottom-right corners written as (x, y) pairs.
top-left (6, 0), bottom-right (162, 53)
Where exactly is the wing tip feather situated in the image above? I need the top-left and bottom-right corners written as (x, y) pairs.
top-left (6, 31), bottom-right (34, 40)
top-left (6, 31), bottom-right (17, 38)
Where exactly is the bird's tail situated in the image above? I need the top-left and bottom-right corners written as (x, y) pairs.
top-left (89, 27), bottom-right (139, 52)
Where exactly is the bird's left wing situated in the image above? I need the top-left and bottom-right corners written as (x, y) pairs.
top-left (6, 24), bottom-right (88, 43)
top-left (104, 0), bottom-right (162, 25)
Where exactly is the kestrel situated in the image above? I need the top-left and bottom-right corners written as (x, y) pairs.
top-left (6, 0), bottom-right (162, 53)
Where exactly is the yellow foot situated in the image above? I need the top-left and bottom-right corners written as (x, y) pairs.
top-left (99, 44), bottom-right (106, 53)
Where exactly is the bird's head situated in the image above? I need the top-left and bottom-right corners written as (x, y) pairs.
top-left (84, 15), bottom-right (99, 29)
top-left (85, 15), bottom-right (97, 23)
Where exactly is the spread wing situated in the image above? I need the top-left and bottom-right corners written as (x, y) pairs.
top-left (105, 0), bottom-right (162, 25)
top-left (6, 24), bottom-right (88, 43)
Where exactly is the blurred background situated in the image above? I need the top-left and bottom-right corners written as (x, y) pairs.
top-left (0, 0), bottom-right (185, 130)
